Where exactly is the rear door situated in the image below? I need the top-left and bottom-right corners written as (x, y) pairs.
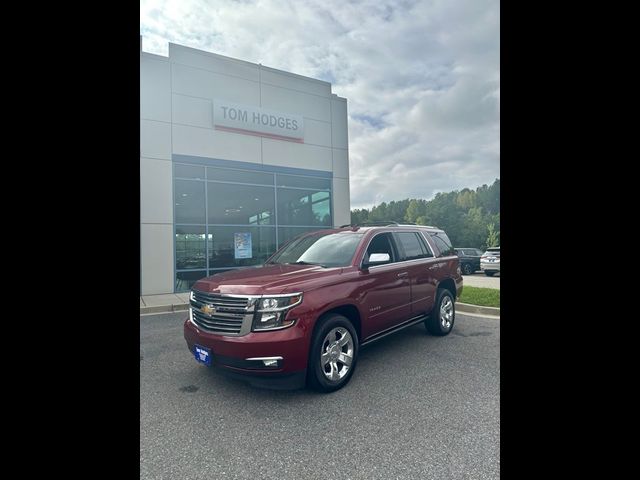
top-left (422, 230), bottom-right (460, 295)
top-left (393, 231), bottom-right (437, 315)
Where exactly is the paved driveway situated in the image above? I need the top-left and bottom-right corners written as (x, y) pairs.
top-left (462, 272), bottom-right (500, 289)
top-left (141, 312), bottom-right (500, 479)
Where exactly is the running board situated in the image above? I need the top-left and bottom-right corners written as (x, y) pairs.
top-left (361, 315), bottom-right (428, 347)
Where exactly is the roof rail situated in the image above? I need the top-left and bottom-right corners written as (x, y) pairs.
top-left (359, 221), bottom-right (409, 227)
top-left (340, 221), bottom-right (437, 229)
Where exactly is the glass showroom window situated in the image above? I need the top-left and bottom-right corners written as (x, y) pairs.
top-left (207, 183), bottom-right (275, 225)
top-left (175, 226), bottom-right (206, 270)
top-left (176, 270), bottom-right (207, 292)
top-left (278, 226), bottom-right (326, 248)
top-left (208, 226), bottom-right (276, 268)
top-left (276, 185), bottom-right (332, 227)
top-left (174, 179), bottom-right (205, 224)
top-left (174, 163), bottom-right (333, 292)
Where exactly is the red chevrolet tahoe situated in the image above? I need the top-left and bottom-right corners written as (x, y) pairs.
top-left (184, 224), bottom-right (463, 392)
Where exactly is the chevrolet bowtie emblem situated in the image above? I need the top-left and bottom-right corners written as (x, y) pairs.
top-left (201, 304), bottom-right (216, 315)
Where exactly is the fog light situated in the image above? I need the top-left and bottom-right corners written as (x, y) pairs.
top-left (246, 356), bottom-right (282, 368)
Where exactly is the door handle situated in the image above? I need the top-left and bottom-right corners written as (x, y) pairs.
top-left (397, 272), bottom-right (408, 278)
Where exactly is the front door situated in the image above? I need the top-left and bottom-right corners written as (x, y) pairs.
top-left (357, 232), bottom-right (412, 340)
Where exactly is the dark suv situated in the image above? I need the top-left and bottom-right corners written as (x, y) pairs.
top-left (455, 248), bottom-right (483, 275)
top-left (184, 224), bottom-right (463, 392)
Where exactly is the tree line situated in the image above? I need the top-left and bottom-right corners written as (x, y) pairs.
top-left (351, 179), bottom-right (500, 250)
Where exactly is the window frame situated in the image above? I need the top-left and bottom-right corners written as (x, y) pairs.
top-left (360, 231), bottom-right (403, 269)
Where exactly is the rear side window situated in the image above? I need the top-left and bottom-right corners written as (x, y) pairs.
top-left (428, 232), bottom-right (455, 257)
top-left (395, 232), bottom-right (434, 260)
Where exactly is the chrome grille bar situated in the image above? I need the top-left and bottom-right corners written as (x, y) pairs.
top-left (189, 290), bottom-right (255, 335)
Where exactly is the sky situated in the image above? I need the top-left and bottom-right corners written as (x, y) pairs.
top-left (140, 0), bottom-right (499, 210)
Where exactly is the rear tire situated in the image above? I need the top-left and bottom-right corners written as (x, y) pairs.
top-left (462, 263), bottom-right (473, 275)
top-left (485, 271), bottom-right (495, 277)
top-left (307, 314), bottom-right (359, 393)
top-left (425, 289), bottom-right (455, 336)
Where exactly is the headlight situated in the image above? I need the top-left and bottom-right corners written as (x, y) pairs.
top-left (252, 293), bottom-right (303, 331)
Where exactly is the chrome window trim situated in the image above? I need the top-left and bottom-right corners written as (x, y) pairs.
top-left (359, 230), bottom-right (438, 270)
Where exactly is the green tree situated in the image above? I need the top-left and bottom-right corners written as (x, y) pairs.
top-left (456, 189), bottom-right (476, 210)
top-left (477, 179), bottom-right (500, 214)
top-left (351, 208), bottom-right (370, 225)
top-left (349, 179), bottom-right (499, 247)
top-left (405, 199), bottom-right (425, 223)
top-left (387, 199), bottom-right (410, 223)
top-left (415, 215), bottom-right (429, 226)
top-left (460, 206), bottom-right (487, 249)
top-left (486, 223), bottom-right (500, 247)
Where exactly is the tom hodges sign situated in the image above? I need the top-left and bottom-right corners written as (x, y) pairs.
top-left (213, 101), bottom-right (304, 142)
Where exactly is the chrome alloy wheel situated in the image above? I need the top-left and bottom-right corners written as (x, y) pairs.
top-left (440, 296), bottom-right (454, 330)
top-left (321, 327), bottom-right (354, 382)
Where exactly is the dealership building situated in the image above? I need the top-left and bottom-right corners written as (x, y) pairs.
top-left (140, 39), bottom-right (351, 295)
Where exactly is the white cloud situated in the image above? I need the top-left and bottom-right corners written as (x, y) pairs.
top-left (140, 0), bottom-right (500, 209)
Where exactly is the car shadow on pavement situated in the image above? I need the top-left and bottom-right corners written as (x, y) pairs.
top-left (193, 323), bottom-right (444, 399)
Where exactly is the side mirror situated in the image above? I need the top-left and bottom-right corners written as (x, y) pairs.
top-left (364, 252), bottom-right (390, 268)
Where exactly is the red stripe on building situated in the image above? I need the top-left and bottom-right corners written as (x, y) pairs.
top-left (215, 126), bottom-right (304, 143)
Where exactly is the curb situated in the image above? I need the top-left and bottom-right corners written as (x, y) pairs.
top-left (140, 303), bottom-right (189, 315)
top-left (456, 302), bottom-right (500, 317)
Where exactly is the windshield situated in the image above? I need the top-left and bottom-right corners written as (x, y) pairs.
top-left (268, 232), bottom-right (364, 267)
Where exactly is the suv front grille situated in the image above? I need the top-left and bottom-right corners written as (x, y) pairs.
top-left (190, 290), bottom-right (254, 335)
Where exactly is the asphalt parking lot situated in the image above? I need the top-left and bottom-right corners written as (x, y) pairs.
top-left (140, 311), bottom-right (500, 479)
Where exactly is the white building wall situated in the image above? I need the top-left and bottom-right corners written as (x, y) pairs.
top-left (332, 177), bottom-right (351, 228)
top-left (141, 38), bottom-right (351, 294)
top-left (140, 45), bottom-right (174, 295)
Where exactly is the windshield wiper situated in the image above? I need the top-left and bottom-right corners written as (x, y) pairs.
top-left (287, 260), bottom-right (327, 267)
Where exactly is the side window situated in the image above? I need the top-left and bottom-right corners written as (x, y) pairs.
top-left (395, 232), bottom-right (434, 260)
top-left (366, 233), bottom-right (397, 263)
top-left (429, 232), bottom-right (455, 257)
top-left (417, 233), bottom-right (434, 258)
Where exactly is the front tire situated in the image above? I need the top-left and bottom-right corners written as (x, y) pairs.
top-left (425, 289), bottom-right (455, 336)
top-left (462, 263), bottom-right (473, 275)
top-left (485, 271), bottom-right (495, 277)
top-left (307, 314), bottom-right (359, 393)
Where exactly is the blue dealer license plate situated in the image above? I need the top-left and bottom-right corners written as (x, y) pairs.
top-left (193, 345), bottom-right (212, 366)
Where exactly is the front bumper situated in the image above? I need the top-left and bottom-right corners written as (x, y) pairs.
top-left (184, 317), bottom-right (308, 389)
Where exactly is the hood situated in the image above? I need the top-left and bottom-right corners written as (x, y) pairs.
top-left (192, 264), bottom-right (344, 296)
